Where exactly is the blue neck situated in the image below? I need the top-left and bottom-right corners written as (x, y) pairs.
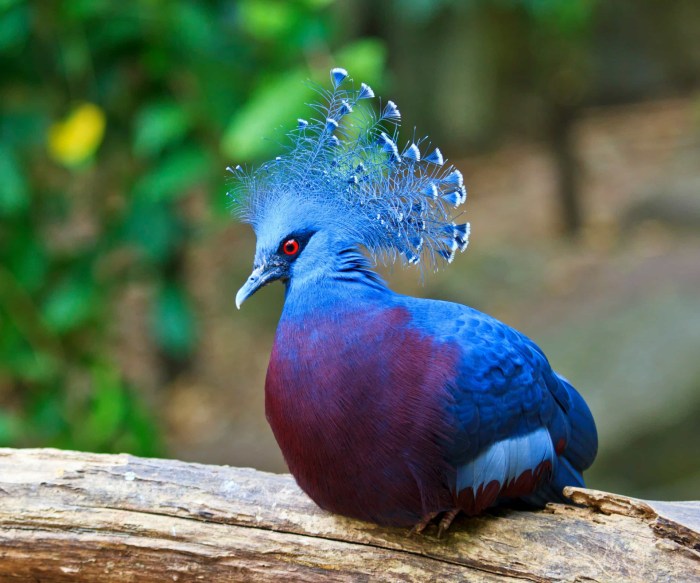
top-left (328, 248), bottom-right (387, 288)
top-left (283, 248), bottom-right (392, 318)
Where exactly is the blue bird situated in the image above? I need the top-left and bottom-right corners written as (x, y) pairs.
top-left (232, 68), bottom-right (597, 535)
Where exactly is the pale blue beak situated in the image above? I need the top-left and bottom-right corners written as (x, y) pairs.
top-left (235, 263), bottom-right (285, 309)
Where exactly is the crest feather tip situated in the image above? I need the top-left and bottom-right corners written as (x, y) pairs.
top-left (358, 82), bottom-right (375, 99)
top-left (382, 100), bottom-right (401, 122)
top-left (330, 67), bottom-right (349, 88)
top-left (425, 148), bottom-right (444, 166)
top-left (403, 143), bottom-right (421, 162)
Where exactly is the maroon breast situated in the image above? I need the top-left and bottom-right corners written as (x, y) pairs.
top-left (265, 305), bottom-right (459, 526)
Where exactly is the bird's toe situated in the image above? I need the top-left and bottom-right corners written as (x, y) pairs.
top-left (408, 511), bottom-right (440, 537)
top-left (436, 508), bottom-right (460, 538)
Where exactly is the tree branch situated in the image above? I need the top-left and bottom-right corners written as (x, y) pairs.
top-left (0, 448), bottom-right (697, 582)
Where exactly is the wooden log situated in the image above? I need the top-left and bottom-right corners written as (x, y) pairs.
top-left (0, 448), bottom-right (697, 582)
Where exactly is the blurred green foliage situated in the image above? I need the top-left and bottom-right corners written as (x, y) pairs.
top-left (0, 0), bottom-right (385, 455)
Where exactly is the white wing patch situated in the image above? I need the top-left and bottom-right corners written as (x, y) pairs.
top-left (456, 427), bottom-right (555, 500)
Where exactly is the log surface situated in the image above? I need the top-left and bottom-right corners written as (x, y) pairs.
top-left (0, 448), bottom-right (697, 582)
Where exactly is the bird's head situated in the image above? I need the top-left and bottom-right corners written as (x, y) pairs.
top-left (231, 68), bottom-right (470, 309)
top-left (235, 197), bottom-right (349, 308)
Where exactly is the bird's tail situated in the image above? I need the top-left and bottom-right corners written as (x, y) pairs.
top-left (527, 376), bottom-right (598, 506)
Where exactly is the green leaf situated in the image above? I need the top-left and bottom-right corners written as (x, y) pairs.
top-left (335, 38), bottom-right (387, 90)
top-left (302, 0), bottom-right (336, 8)
top-left (6, 230), bottom-right (47, 292)
top-left (170, 1), bottom-right (217, 54)
top-left (64, 0), bottom-right (112, 20)
top-left (0, 2), bottom-right (29, 53)
top-left (84, 362), bottom-right (126, 449)
top-left (0, 411), bottom-right (20, 446)
top-left (0, 146), bottom-right (28, 216)
top-left (42, 277), bottom-right (95, 333)
top-left (122, 198), bottom-right (182, 262)
top-left (29, 391), bottom-right (67, 444)
top-left (526, 0), bottom-right (597, 34)
top-left (114, 396), bottom-right (162, 457)
top-left (2, 349), bottom-right (59, 383)
top-left (152, 283), bottom-right (196, 357)
top-left (238, 0), bottom-right (298, 40)
top-left (133, 146), bottom-right (211, 202)
top-left (0, 0), bottom-right (24, 9)
top-left (2, 110), bottom-right (47, 149)
top-left (133, 101), bottom-right (191, 158)
top-left (221, 70), bottom-right (313, 160)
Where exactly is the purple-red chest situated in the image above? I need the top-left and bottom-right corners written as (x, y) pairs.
top-left (265, 305), bottom-right (460, 526)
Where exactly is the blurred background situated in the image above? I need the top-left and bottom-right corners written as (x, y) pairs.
top-left (1, 0), bottom-right (699, 501)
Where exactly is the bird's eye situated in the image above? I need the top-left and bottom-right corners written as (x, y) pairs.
top-left (282, 238), bottom-right (300, 256)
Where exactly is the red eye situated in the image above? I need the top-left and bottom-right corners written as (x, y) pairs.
top-left (282, 238), bottom-right (300, 256)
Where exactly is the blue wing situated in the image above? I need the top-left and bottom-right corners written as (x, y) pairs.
top-left (407, 298), bottom-right (598, 513)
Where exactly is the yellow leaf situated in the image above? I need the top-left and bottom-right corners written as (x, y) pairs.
top-left (48, 103), bottom-right (106, 167)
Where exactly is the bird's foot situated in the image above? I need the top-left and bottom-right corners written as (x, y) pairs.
top-left (408, 511), bottom-right (440, 536)
top-left (437, 508), bottom-right (460, 539)
top-left (409, 508), bottom-right (461, 538)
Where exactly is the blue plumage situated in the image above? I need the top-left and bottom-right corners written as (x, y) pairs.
top-left (232, 69), bottom-right (597, 534)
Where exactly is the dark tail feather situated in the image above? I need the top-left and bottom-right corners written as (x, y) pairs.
top-left (526, 376), bottom-right (598, 506)
top-left (526, 456), bottom-right (584, 505)
top-left (559, 376), bottom-right (598, 472)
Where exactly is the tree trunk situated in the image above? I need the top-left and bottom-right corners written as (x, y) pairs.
top-left (551, 104), bottom-right (583, 237)
top-left (0, 448), bottom-right (697, 582)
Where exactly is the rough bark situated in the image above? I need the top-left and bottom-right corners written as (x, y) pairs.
top-left (0, 448), bottom-right (697, 582)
